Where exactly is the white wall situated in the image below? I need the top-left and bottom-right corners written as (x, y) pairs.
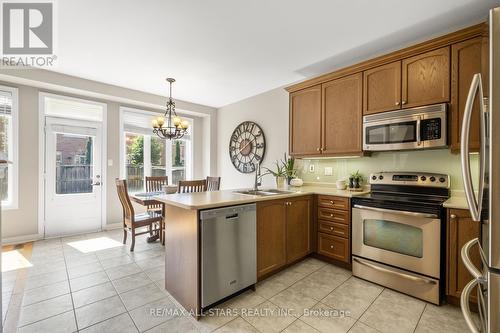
top-left (217, 87), bottom-right (289, 189)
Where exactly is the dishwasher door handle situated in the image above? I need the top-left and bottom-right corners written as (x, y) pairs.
top-left (225, 214), bottom-right (239, 221)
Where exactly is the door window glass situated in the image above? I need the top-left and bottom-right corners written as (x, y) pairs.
top-left (55, 133), bottom-right (94, 194)
top-left (125, 133), bottom-right (145, 192)
top-left (363, 219), bottom-right (423, 258)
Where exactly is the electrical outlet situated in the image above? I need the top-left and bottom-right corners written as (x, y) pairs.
top-left (324, 167), bottom-right (333, 176)
top-left (309, 164), bottom-right (315, 173)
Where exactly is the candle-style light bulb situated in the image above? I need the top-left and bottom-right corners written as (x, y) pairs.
top-left (152, 119), bottom-right (159, 128)
top-left (173, 116), bottom-right (181, 126)
top-left (181, 120), bottom-right (189, 129)
top-left (157, 117), bottom-right (165, 127)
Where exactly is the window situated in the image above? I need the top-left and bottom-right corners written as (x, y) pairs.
top-left (121, 108), bottom-right (192, 192)
top-left (0, 86), bottom-right (18, 209)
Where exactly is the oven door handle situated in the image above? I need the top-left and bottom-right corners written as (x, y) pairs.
top-left (353, 257), bottom-right (437, 285)
top-left (416, 116), bottom-right (422, 146)
top-left (353, 204), bottom-right (438, 219)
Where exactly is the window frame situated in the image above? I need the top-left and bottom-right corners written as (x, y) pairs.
top-left (120, 107), bottom-right (193, 191)
top-left (0, 85), bottom-right (18, 210)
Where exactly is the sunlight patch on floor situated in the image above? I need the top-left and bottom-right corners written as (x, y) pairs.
top-left (2, 250), bottom-right (33, 272)
top-left (66, 237), bottom-right (123, 253)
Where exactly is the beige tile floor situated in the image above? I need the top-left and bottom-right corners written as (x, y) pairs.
top-left (1, 229), bottom-right (474, 333)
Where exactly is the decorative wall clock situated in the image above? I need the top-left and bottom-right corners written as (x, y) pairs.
top-left (229, 121), bottom-right (266, 173)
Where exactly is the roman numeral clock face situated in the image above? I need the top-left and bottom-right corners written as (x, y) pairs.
top-left (229, 121), bottom-right (266, 173)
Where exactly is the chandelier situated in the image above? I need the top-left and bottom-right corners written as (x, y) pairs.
top-left (152, 78), bottom-right (189, 140)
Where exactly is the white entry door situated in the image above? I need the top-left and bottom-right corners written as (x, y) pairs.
top-left (44, 117), bottom-right (103, 237)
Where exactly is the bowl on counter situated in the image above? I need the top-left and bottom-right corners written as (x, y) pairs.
top-left (162, 185), bottom-right (178, 194)
top-left (289, 178), bottom-right (303, 187)
top-left (336, 180), bottom-right (347, 190)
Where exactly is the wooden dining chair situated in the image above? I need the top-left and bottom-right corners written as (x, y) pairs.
top-left (116, 179), bottom-right (162, 251)
top-left (145, 176), bottom-right (168, 238)
top-left (206, 176), bottom-right (221, 191)
top-left (177, 179), bottom-right (207, 193)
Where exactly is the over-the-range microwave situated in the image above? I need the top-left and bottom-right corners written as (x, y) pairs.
top-left (363, 103), bottom-right (447, 152)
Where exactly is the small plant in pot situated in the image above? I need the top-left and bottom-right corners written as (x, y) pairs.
top-left (262, 160), bottom-right (288, 189)
top-left (349, 170), bottom-right (364, 189)
top-left (283, 153), bottom-right (297, 185)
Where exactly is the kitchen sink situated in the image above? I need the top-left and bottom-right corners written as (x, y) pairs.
top-left (234, 189), bottom-right (293, 196)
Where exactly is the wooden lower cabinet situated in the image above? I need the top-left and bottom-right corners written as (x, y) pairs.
top-left (286, 196), bottom-right (312, 263)
top-left (257, 199), bottom-right (287, 278)
top-left (316, 195), bottom-right (351, 264)
top-left (446, 209), bottom-right (481, 303)
top-left (318, 233), bottom-right (349, 261)
top-left (257, 196), bottom-right (312, 278)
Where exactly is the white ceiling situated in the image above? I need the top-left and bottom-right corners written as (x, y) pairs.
top-left (53, 0), bottom-right (500, 108)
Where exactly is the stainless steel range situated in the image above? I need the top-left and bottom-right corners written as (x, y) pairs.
top-left (351, 172), bottom-right (450, 304)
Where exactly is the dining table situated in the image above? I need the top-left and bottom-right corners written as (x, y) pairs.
top-left (130, 191), bottom-right (166, 243)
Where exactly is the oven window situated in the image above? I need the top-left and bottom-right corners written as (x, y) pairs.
top-left (363, 219), bottom-right (423, 258)
top-left (366, 121), bottom-right (417, 145)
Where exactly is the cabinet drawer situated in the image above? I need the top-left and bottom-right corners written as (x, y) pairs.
top-left (317, 195), bottom-right (349, 210)
top-left (318, 220), bottom-right (349, 238)
top-left (318, 233), bottom-right (350, 262)
top-left (317, 207), bottom-right (349, 224)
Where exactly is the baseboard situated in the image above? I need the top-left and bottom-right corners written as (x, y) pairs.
top-left (2, 233), bottom-right (43, 246)
top-left (104, 223), bottom-right (122, 230)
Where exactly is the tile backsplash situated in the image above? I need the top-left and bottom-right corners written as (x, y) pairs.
top-left (296, 149), bottom-right (479, 191)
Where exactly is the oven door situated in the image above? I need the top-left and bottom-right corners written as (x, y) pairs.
top-left (352, 205), bottom-right (441, 278)
top-left (363, 115), bottom-right (421, 151)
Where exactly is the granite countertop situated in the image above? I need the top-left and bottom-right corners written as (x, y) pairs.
top-left (153, 184), bottom-right (370, 210)
top-left (443, 191), bottom-right (469, 210)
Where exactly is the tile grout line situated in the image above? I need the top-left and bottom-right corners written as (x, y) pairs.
top-left (412, 303), bottom-right (427, 333)
top-left (62, 239), bottom-right (79, 332)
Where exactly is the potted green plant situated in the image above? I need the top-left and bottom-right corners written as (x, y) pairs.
top-left (262, 160), bottom-right (288, 189)
top-left (282, 153), bottom-right (297, 184)
top-left (349, 170), bottom-right (364, 189)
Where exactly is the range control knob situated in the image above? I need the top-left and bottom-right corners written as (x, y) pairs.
top-left (379, 175), bottom-right (384, 180)
top-left (430, 176), bottom-right (436, 182)
top-left (372, 175), bottom-right (377, 181)
top-left (420, 176), bottom-right (427, 181)
top-left (439, 177), bottom-right (446, 183)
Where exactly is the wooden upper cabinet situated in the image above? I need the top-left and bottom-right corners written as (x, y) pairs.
top-left (363, 61), bottom-right (402, 115)
top-left (286, 196), bottom-right (312, 263)
top-left (322, 73), bottom-right (363, 155)
top-left (402, 47), bottom-right (450, 108)
top-left (289, 85), bottom-right (322, 156)
top-left (450, 37), bottom-right (488, 153)
top-left (446, 209), bottom-right (481, 302)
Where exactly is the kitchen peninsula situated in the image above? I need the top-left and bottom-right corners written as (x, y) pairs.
top-left (155, 186), bottom-right (369, 316)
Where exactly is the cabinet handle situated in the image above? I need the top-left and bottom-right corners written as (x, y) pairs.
top-left (330, 227), bottom-right (334, 230)
top-left (330, 200), bottom-right (334, 204)
top-left (316, 147), bottom-right (321, 152)
top-left (402, 100), bottom-right (407, 105)
top-left (395, 101), bottom-right (400, 106)
top-left (330, 245), bottom-right (334, 249)
top-left (450, 214), bottom-right (457, 219)
top-left (330, 214), bottom-right (333, 217)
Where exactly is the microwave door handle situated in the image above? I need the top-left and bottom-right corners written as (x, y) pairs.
top-left (461, 73), bottom-right (482, 221)
top-left (416, 116), bottom-right (422, 146)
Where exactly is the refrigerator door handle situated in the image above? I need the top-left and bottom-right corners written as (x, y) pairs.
top-left (461, 73), bottom-right (485, 222)
top-left (461, 238), bottom-right (485, 281)
top-left (461, 279), bottom-right (482, 333)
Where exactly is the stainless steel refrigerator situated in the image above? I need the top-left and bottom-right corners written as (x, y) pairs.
top-left (460, 7), bottom-right (500, 333)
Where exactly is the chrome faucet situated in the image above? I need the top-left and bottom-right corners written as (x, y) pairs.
top-left (253, 162), bottom-right (262, 191)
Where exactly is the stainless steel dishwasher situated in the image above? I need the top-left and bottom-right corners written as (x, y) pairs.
top-left (200, 203), bottom-right (257, 308)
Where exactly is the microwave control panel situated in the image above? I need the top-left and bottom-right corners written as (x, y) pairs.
top-left (421, 118), bottom-right (442, 140)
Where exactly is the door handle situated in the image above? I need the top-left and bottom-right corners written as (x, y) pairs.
top-left (460, 279), bottom-right (482, 333)
top-left (461, 73), bottom-right (484, 222)
top-left (91, 181), bottom-right (101, 186)
top-left (353, 204), bottom-right (438, 219)
top-left (353, 257), bottom-right (436, 285)
top-left (460, 238), bottom-right (486, 282)
top-left (416, 116), bottom-right (422, 146)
